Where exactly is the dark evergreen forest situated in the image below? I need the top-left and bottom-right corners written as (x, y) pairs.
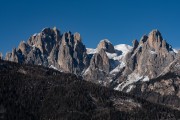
top-left (0, 60), bottom-right (180, 120)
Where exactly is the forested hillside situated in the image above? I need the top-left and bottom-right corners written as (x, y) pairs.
top-left (0, 60), bottom-right (180, 120)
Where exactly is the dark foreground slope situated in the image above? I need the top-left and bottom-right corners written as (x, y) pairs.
top-left (0, 60), bottom-right (180, 120)
top-left (130, 72), bottom-right (180, 110)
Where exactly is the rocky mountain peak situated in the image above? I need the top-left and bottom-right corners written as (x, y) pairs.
top-left (58, 31), bottom-right (88, 74)
top-left (74, 32), bottom-right (81, 42)
top-left (122, 30), bottom-right (177, 83)
top-left (26, 27), bottom-right (61, 56)
top-left (97, 39), bottom-right (115, 53)
top-left (4, 27), bottom-right (89, 75)
top-left (147, 29), bottom-right (163, 50)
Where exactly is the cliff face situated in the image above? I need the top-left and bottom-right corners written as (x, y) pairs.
top-left (5, 28), bottom-right (89, 75)
top-left (123, 30), bottom-right (175, 79)
top-left (115, 30), bottom-right (177, 89)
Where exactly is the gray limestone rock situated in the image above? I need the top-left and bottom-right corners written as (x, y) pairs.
top-left (83, 49), bottom-right (110, 84)
top-left (5, 28), bottom-right (88, 75)
top-left (123, 30), bottom-right (176, 79)
top-left (91, 49), bottom-right (110, 73)
top-left (97, 39), bottom-right (115, 53)
top-left (58, 32), bottom-right (88, 74)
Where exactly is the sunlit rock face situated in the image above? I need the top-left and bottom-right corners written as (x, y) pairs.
top-left (58, 31), bottom-right (88, 74)
top-left (5, 28), bottom-right (89, 75)
top-left (123, 30), bottom-right (176, 79)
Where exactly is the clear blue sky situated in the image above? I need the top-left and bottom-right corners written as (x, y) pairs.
top-left (0, 0), bottom-right (180, 55)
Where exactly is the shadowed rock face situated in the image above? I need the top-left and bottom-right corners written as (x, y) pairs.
top-left (83, 49), bottom-right (110, 83)
top-left (132, 40), bottom-right (139, 51)
top-left (58, 31), bottom-right (88, 74)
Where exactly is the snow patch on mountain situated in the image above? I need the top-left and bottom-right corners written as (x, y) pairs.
top-left (149, 50), bottom-right (157, 55)
top-left (87, 43), bottom-right (132, 57)
top-left (114, 73), bottom-right (143, 91)
top-left (110, 62), bottom-right (126, 74)
top-left (33, 33), bottom-right (38, 37)
top-left (126, 85), bottom-right (136, 93)
top-left (114, 73), bottom-right (149, 92)
top-left (83, 67), bottom-right (90, 75)
top-left (142, 76), bottom-right (149, 82)
top-left (106, 44), bottom-right (132, 75)
top-left (173, 49), bottom-right (178, 54)
top-left (86, 44), bottom-right (132, 77)
top-left (105, 44), bottom-right (132, 60)
top-left (49, 65), bottom-right (58, 70)
top-left (86, 48), bottom-right (97, 54)
top-left (114, 44), bottom-right (133, 55)
top-left (106, 52), bottom-right (117, 59)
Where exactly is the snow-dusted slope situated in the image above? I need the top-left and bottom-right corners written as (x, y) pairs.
top-left (114, 44), bottom-right (133, 55)
top-left (86, 48), bottom-right (97, 54)
top-left (106, 44), bottom-right (132, 74)
top-left (173, 49), bottom-right (178, 54)
top-left (105, 44), bottom-right (132, 60)
top-left (86, 44), bottom-right (132, 59)
top-left (86, 44), bottom-right (132, 76)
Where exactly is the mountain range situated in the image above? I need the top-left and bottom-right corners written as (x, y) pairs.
top-left (1, 27), bottom-right (180, 110)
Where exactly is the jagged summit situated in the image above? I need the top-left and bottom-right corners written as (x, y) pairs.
top-left (148, 29), bottom-right (161, 35)
top-left (5, 27), bottom-right (89, 75)
top-left (147, 29), bottom-right (164, 49)
top-left (74, 32), bottom-right (81, 41)
top-left (97, 39), bottom-right (115, 53)
top-left (139, 35), bottom-right (148, 45)
top-left (124, 29), bottom-right (177, 78)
